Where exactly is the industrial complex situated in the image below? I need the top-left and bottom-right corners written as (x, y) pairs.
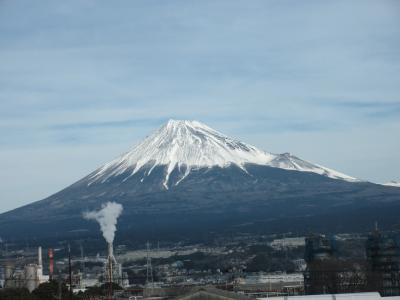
top-left (1, 225), bottom-right (400, 299)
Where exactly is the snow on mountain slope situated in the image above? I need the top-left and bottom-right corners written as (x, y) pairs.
top-left (383, 181), bottom-right (400, 188)
top-left (268, 152), bottom-right (356, 181)
top-left (89, 119), bottom-right (357, 188)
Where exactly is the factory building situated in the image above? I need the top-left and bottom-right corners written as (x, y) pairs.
top-left (303, 234), bottom-right (335, 294)
top-left (304, 234), bottom-right (333, 263)
top-left (366, 226), bottom-right (400, 296)
top-left (4, 247), bottom-right (49, 292)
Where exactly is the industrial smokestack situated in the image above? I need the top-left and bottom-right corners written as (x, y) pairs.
top-left (48, 248), bottom-right (54, 280)
top-left (84, 202), bottom-right (123, 299)
top-left (37, 246), bottom-right (43, 278)
top-left (108, 242), bottom-right (114, 259)
top-left (108, 243), bottom-right (114, 296)
top-left (107, 242), bottom-right (114, 282)
top-left (38, 246), bottom-right (42, 267)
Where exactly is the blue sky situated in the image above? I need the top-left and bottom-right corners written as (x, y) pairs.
top-left (0, 0), bottom-right (399, 213)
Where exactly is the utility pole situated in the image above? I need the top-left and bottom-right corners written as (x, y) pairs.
top-left (57, 269), bottom-right (62, 300)
top-left (80, 242), bottom-right (85, 280)
top-left (68, 244), bottom-right (72, 300)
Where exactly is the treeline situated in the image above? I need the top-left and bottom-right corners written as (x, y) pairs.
top-left (0, 281), bottom-right (122, 300)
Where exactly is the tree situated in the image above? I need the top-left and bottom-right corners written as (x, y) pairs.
top-left (0, 288), bottom-right (35, 300)
top-left (31, 280), bottom-right (70, 300)
top-left (76, 282), bottom-right (123, 298)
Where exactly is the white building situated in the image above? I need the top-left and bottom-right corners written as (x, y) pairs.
top-left (4, 246), bottom-right (49, 292)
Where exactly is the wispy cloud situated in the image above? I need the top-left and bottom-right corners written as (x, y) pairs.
top-left (321, 99), bottom-right (400, 109)
top-left (48, 117), bottom-right (167, 130)
top-left (367, 106), bottom-right (400, 119)
top-left (318, 99), bottom-right (400, 120)
top-left (0, 0), bottom-right (400, 211)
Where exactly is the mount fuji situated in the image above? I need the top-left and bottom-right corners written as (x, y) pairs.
top-left (89, 120), bottom-right (357, 189)
top-left (0, 120), bottom-right (399, 242)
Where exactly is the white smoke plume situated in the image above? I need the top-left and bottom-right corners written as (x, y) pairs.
top-left (84, 202), bottom-right (123, 244)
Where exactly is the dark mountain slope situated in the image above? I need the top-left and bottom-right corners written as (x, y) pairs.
top-left (1, 164), bottom-right (399, 242)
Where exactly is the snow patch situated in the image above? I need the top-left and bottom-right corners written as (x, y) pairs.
top-left (383, 181), bottom-right (400, 188)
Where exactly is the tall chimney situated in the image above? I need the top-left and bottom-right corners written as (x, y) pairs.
top-left (107, 242), bottom-right (114, 299)
top-left (108, 242), bottom-right (113, 259)
top-left (48, 248), bottom-right (54, 280)
top-left (38, 246), bottom-right (42, 267)
top-left (108, 242), bottom-right (114, 281)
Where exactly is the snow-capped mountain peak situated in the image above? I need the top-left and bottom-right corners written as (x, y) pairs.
top-left (89, 119), bottom-right (357, 188)
top-left (383, 181), bottom-right (400, 188)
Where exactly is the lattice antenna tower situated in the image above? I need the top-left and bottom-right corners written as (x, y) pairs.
top-left (146, 241), bottom-right (154, 286)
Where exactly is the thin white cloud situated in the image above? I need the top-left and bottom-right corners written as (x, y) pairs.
top-left (0, 0), bottom-right (399, 211)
